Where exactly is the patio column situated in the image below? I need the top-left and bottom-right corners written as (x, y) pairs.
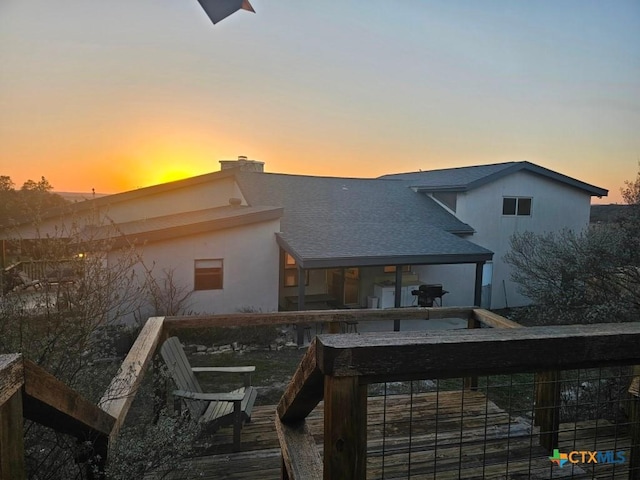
top-left (394, 266), bottom-right (402, 331)
top-left (296, 265), bottom-right (306, 346)
top-left (473, 261), bottom-right (484, 307)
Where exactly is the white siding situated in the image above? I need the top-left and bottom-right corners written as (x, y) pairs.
top-left (453, 170), bottom-right (593, 308)
top-left (119, 218), bottom-right (280, 319)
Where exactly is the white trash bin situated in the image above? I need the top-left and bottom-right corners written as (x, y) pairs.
top-left (367, 296), bottom-right (379, 309)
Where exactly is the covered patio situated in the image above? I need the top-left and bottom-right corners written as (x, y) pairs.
top-left (276, 223), bottom-right (493, 344)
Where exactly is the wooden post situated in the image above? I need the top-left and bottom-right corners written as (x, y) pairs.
top-left (326, 321), bottom-right (341, 334)
top-left (324, 376), bottom-right (367, 479)
top-left (630, 394), bottom-right (640, 480)
top-left (87, 434), bottom-right (109, 480)
top-left (629, 366), bottom-right (640, 480)
top-left (464, 311), bottom-right (480, 391)
top-left (534, 370), bottom-right (561, 453)
top-left (0, 390), bottom-right (26, 480)
top-left (473, 261), bottom-right (484, 307)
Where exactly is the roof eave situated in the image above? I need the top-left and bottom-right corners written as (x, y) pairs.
top-left (296, 253), bottom-right (494, 270)
top-left (276, 234), bottom-right (493, 269)
top-left (465, 162), bottom-right (609, 197)
top-left (106, 207), bottom-right (283, 249)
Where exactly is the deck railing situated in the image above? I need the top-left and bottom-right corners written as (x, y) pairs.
top-left (2, 307), bottom-right (639, 479)
top-left (276, 322), bottom-right (640, 479)
top-left (0, 306), bottom-right (478, 479)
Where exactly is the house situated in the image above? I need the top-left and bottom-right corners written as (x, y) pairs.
top-left (0, 158), bottom-right (607, 318)
top-left (379, 162), bottom-right (608, 308)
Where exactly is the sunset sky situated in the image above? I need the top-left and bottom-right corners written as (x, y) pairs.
top-left (1, 1), bottom-right (639, 203)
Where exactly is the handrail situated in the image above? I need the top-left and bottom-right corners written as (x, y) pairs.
top-left (100, 316), bottom-right (165, 442)
top-left (471, 307), bottom-right (523, 329)
top-left (277, 322), bottom-right (640, 479)
top-left (0, 354), bottom-right (117, 480)
top-left (164, 306), bottom-right (475, 333)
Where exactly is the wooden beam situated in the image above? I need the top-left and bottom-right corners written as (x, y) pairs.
top-left (324, 375), bottom-right (367, 480)
top-left (277, 340), bottom-right (324, 423)
top-left (0, 390), bottom-right (25, 480)
top-left (100, 316), bottom-right (164, 442)
top-left (0, 354), bottom-right (23, 408)
top-left (472, 308), bottom-right (523, 329)
top-left (316, 323), bottom-right (640, 382)
top-left (464, 314), bottom-right (480, 391)
top-left (22, 360), bottom-right (115, 438)
top-left (275, 419), bottom-right (322, 480)
top-left (630, 365), bottom-right (640, 480)
top-left (163, 306), bottom-right (474, 333)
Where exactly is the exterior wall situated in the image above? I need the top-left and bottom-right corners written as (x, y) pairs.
top-left (110, 218), bottom-right (280, 321)
top-left (97, 176), bottom-right (245, 224)
top-left (450, 170), bottom-right (593, 309)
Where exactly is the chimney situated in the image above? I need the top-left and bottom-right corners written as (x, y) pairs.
top-left (219, 156), bottom-right (264, 173)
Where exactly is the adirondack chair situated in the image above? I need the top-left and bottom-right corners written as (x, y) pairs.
top-left (160, 336), bottom-right (258, 450)
top-left (16, 271), bottom-right (42, 290)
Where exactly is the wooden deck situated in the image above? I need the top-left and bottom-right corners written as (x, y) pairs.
top-left (162, 390), bottom-right (632, 479)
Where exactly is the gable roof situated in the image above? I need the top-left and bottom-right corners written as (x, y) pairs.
top-left (235, 172), bottom-right (492, 269)
top-left (380, 161), bottom-right (608, 197)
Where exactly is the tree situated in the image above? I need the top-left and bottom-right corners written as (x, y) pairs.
top-left (505, 166), bottom-right (640, 325)
top-left (0, 175), bottom-right (68, 228)
top-left (0, 183), bottom-right (199, 479)
top-left (621, 162), bottom-right (640, 205)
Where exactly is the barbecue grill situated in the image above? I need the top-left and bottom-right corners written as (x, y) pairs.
top-left (411, 284), bottom-right (448, 307)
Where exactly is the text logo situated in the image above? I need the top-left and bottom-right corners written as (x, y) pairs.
top-left (549, 449), bottom-right (626, 468)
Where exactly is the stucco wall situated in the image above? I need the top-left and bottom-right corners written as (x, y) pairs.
top-left (451, 170), bottom-right (593, 308)
top-left (99, 177), bottom-right (246, 224)
top-left (112, 218), bottom-right (280, 321)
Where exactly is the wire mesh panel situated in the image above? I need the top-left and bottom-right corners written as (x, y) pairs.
top-left (366, 366), bottom-right (638, 479)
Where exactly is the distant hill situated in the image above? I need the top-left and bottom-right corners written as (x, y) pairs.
top-left (56, 191), bottom-right (110, 203)
top-left (590, 204), bottom-right (632, 224)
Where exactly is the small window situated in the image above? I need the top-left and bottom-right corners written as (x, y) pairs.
top-left (283, 253), bottom-right (309, 287)
top-left (194, 259), bottom-right (223, 290)
top-left (383, 265), bottom-right (412, 273)
top-left (517, 198), bottom-right (532, 216)
top-left (503, 197), bottom-right (532, 216)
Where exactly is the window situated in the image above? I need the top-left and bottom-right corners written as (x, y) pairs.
top-left (283, 252), bottom-right (309, 287)
top-left (502, 197), bottom-right (532, 216)
top-left (383, 265), bottom-right (412, 273)
top-left (194, 259), bottom-right (223, 290)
